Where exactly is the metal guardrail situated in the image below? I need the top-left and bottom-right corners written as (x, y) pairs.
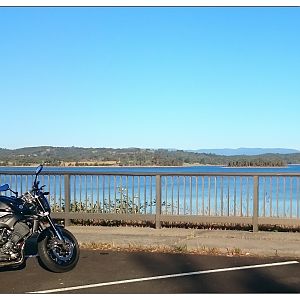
top-left (1, 170), bottom-right (300, 231)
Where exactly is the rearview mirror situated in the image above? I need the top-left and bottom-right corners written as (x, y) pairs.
top-left (0, 184), bottom-right (9, 192)
top-left (35, 165), bottom-right (43, 175)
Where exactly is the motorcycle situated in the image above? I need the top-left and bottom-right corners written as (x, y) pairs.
top-left (0, 165), bottom-right (79, 272)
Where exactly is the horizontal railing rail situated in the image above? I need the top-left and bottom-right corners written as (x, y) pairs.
top-left (1, 170), bottom-right (300, 231)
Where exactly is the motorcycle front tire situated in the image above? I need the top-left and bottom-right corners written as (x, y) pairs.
top-left (37, 227), bottom-right (80, 273)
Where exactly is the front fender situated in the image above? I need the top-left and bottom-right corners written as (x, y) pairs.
top-left (37, 224), bottom-right (64, 243)
top-left (24, 225), bottom-right (65, 257)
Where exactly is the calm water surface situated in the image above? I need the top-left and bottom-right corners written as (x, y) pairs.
top-left (1, 165), bottom-right (300, 218)
top-left (1, 164), bottom-right (300, 173)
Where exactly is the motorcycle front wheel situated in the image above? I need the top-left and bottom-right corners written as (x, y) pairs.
top-left (37, 227), bottom-right (80, 273)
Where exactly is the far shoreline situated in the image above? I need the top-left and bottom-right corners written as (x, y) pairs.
top-left (0, 164), bottom-right (224, 168)
top-left (1, 164), bottom-right (299, 169)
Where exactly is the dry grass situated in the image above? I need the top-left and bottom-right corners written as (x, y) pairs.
top-left (79, 242), bottom-right (249, 257)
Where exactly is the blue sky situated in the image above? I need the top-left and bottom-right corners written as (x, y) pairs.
top-left (0, 7), bottom-right (299, 150)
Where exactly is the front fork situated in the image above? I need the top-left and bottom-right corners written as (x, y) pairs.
top-left (46, 215), bottom-right (65, 242)
top-left (34, 216), bottom-right (65, 242)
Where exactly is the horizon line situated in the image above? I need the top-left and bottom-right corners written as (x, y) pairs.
top-left (1, 145), bottom-right (300, 152)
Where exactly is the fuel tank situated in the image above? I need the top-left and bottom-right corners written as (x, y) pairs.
top-left (0, 196), bottom-right (24, 228)
top-left (0, 196), bottom-right (23, 213)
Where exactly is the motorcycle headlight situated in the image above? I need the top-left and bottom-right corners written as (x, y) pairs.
top-left (21, 192), bottom-right (35, 203)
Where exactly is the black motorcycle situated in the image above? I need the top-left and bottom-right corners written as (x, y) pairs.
top-left (0, 165), bottom-right (79, 272)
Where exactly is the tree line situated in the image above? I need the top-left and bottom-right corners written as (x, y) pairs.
top-left (0, 146), bottom-right (299, 167)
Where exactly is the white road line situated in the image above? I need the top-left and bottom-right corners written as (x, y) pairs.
top-left (29, 260), bottom-right (299, 294)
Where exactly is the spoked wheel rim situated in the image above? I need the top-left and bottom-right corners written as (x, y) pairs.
top-left (47, 236), bottom-right (75, 265)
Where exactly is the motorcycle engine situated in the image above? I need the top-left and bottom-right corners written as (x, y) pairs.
top-left (0, 226), bottom-right (14, 260)
top-left (0, 227), bottom-right (11, 247)
top-left (0, 222), bottom-right (30, 261)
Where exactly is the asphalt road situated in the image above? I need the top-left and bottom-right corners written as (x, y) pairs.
top-left (0, 250), bottom-right (300, 293)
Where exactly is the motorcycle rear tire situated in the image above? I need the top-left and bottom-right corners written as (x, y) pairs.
top-left (37, 227), bottom-right (80, 273)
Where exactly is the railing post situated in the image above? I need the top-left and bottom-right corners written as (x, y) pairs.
top-left (155, 175), bottom-right (162, 229)
top-left (64, 174), bottom-right (71, 227)
top-left (253, 176), bottom-right (259, 232)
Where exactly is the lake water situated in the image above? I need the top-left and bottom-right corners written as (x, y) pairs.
top-left (1, 165), bottom-right (300, 218)
top-left (1, 164), bottom-right (300, 173)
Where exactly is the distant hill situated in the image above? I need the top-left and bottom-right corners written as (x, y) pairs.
top-left (191, 148), bottom-right (300, 156)
top-left (1, 146), bottom-right (300, 167)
